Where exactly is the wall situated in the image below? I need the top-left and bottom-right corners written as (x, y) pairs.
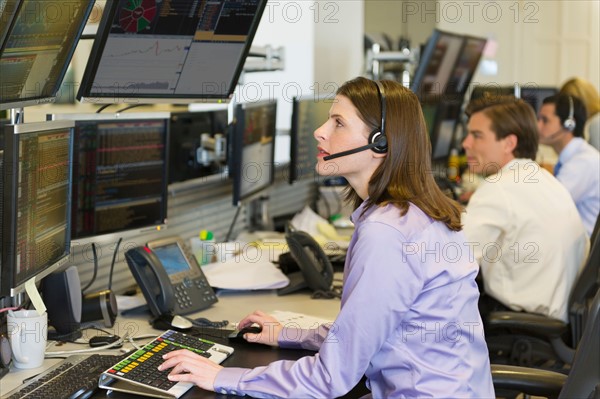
top-left (238, 0), bottom-right (365, 131)
top-left (313, 1), bottom-right (364, 85)
top-left (365, 0), bottom-right (599, 89)
top-left (435, 0), bottom-right (599, 89)
top-left (365, 0), bottom-right (436, 50)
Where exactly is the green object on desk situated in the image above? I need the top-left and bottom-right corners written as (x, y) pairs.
top-left (199, 230), bottom-right (214, 241)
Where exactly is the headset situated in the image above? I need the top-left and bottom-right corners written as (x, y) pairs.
top-left (563, 95), bottom-right (576, 132)
top-left (370, 80), bottom-right (388, 153)
top-left (323, 81), bottom-right (388, 161)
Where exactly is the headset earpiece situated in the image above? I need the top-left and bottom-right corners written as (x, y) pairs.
top-left (563, 96), bottom-right (576, 132)
top-left (369, 130), bottom-right (388, 154)
top-left (373, 81), bottom-right (388, 154)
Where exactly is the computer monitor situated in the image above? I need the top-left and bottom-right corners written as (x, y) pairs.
top-left (77, 0), bottom-right (267, 104)
top-left (169, 109), bottom-right (229, 184)
top-left (421, 102), bottom-right (461, 161)
top-left (421, 102), bottom-right (438, 138)
top-left (289, 95), bottom-right (333, 184)
top-left (0, 0), bottom-right (94, 110)
top-left (444, 35), bottom-right (487, 101)
top-left (0, 0), bottom-right (21, 53)
top-left (229, 101), bottom-right (277, 206)
top-left (521, 86), bottom-right (558, 114)
top-left (469, 85), bottom-right (513, 103)
top-left (468, 85), bottom-right (557, 114)
top-left (0, 120), bottom-right (74, 297)
top-left (411, 29), bottom-right (465, 101)
top-left (48, 113), bottom-right (170, 240)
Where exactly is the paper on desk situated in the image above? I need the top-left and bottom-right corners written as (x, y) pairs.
top-left (202, 254), bottom-right (289, 290)
top-left (270, 310), bottom-right (334, 329)
top-left (290, 206), bottom-right (351, 251)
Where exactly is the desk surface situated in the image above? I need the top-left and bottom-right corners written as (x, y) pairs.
top-left (1, 290), bottom-right (348, 398)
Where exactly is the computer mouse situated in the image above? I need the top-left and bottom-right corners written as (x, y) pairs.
top-left (89, 335), bottom-right (122, 348)
top-left (170, 315), bottom-right (194, 330)
top-left (228, 326), bottom-right (263, 342)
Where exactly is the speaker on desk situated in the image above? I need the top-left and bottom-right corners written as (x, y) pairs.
top-left (42, 266), bottom-right (83, 341)
top-left (81, 289), bottom-right (118, 328)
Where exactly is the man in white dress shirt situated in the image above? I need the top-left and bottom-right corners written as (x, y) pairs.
top-left (461, 95), bottom-right (588, 322)
top-left (538, 94), bottom-right (600, 237)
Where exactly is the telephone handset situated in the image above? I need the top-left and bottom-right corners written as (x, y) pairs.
top-left (124, 237), bottom-right (217, 317)
top-left (277, 223), bottom-right (334, 296)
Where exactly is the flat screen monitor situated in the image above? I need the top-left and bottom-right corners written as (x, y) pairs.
top-left (289, 95), bottom-right (333, 184)
top-left (77, 0), bottom-right (267, 104)
top-left (169, 109), bottom-right (229, 184)
top-left (0, 120), bottom-right (74, 297)
top-left (469, 85), bottom-right (557, 114)
top-left (521, 86), bottom-right (558, 114)
top-left (0, 0), bottom-right (94, 110)
top-left (423, 102), bottom-right (461, 161)
top-left (0, 0), bottom-right (21, 53)
top-left (230, 101), bottom-right (276, 206)
top-left (411, 29), bottom-right (464, 101)
top-left (421, 102), bottom-right (437, 138)
top-left (469, 85), bottom-right (513, 103)
top-left (444, 35), bottom-right (487, 101)
top-left (49, 113), bottom-right (170, 240)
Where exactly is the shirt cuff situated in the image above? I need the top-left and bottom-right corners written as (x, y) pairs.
top-left (213, 367), bottom-right (249, 396)
top-left (278, 327), bottom-right (305, 349)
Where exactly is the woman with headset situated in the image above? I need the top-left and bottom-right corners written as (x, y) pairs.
top-left (159, 77), bottom-right (495, 397)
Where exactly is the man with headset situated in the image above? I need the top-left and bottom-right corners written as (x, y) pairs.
top-left (461, 95), bottom-right (588, 322)
top-left (538, 94), bottom-right (600, 236)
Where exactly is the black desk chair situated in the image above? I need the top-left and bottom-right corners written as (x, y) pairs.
top-left (491, 287), bottom-right (600, 399)
top-left (486, 213), bottom-right (600, 367)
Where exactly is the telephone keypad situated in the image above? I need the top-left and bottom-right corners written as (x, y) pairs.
top-left (173, 277), bottom-right (216, 312)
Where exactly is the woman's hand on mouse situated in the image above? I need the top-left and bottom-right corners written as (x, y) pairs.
top-left (237, 310), bottom-right (282, 347)
top-left (159, 349), bottom-right (222, 392)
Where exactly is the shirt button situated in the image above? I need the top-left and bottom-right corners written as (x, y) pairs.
top-left (231, 390), bottom-right (238, 395)
top-left (220, 389), bottom-right (227, 394)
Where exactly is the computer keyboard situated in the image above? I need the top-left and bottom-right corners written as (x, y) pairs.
top-left (98, 329), bottom-right (234, 398)
top-left (1, 353), bottom-right (125, 399)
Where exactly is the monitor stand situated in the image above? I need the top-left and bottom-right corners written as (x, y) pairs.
top-left (247, 195), bottom-right (274, 231)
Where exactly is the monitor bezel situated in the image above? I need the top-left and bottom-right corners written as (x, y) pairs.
top-left (1, 120), bottom-right (75, 297)
top-left (48, 112), bottom-right (171, 240)
top-left (230, 100), bottom-right (277, 206)
top-left (0, 0), bottom-right (95, 111)
top-left (77, 0), bottom-right (268, 105)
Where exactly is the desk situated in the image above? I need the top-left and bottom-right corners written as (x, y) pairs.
top-left (1, 290), bottom-right (368, 398)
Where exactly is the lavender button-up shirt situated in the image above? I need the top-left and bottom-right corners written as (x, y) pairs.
top-left (215, 201), bottom-right (495, 398)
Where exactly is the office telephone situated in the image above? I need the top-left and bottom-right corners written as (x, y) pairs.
top-left (124, 237), bottom-right (217, 317)
top-left (277, 223), bottom-right (334, 296)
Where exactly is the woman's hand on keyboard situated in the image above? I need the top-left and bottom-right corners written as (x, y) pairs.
top-left (237, 310), bottom-right (283, 347)
top-left (159, 349), bottom-right (222, 392)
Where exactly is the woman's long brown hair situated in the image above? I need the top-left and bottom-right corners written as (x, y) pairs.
top-left (338, 77), bottom-right (463, 231)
